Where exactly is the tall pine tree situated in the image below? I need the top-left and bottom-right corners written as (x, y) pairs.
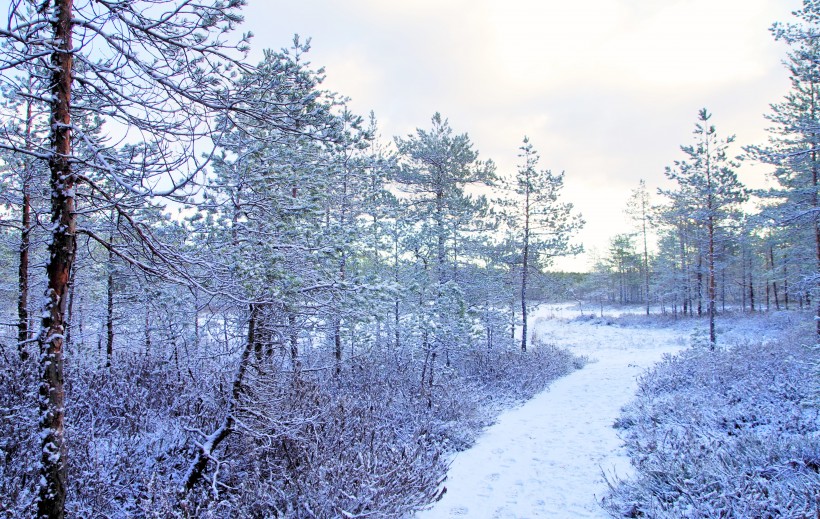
top-left (501, 138), bottom-right (583, 351)
top-left (661, 109), bottom-right (747, 347)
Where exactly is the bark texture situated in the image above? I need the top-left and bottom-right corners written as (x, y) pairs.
top-left (38, 1), bottom-right (74, 516)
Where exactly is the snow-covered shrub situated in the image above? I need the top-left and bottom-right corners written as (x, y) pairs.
top-left (0, 353), bottom-right (38, 517)
top-left (603, 321), bottom-right (820, 518)
top-left (64, 354), bottom-right (213, 517)
top-left (194, 360), bottom-right (450, 518)
top-left (459, 340), bottom-right (583, 406)
top-left (206, 342), bottom-right (583, 517)
top-left (0, 332), bottom-right (583, 518)
top-left (582, 311), bottom-right (687, 330)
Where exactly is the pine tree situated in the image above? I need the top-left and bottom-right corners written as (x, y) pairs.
top-left (661, 109), bottom-right (747, 347)
top-left (395, 114), bottom-right (495, 283)
top-left (749, 8), bottom-right (820, 336)
top-left (626, 180), bottom-right (653, 316)
top-left (394, 113), bottom-right (495, 363)
top-left (606, 234), bottom-right (643, 305)
top-left (501, 138), bottom-right (583, 351)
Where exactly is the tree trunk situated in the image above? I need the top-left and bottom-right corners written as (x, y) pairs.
top-left (679, 221), bottom-right (688, 317)
top-left (193, 290), bottom-right (200, 351)
top-left (783, 257), bottom-right (790, 310)
top-left (18, 189), bottom-right (30, 361)
top-left (334, 316), bottom-right (343, 374)
top-left (696, 251), bottom-right (703, 318)
top-left (520, 185), bottom-right (530, 352)
top-left (394, 299), bottom-right (400, 350)
top-left (429, 351), bottom-right (436, 389)
top-left (740, 247), bottom-right (747, 312)
top-left (813, 158), bottom-right (820, 337)
top-left (105, 212), bottom-right (122, 367)
top-left (17, 97), bottom-right (33, 362)
top-left (510, 274), bottom-right (516, 340)
top-left (288, 312), bottom-right (298, 369)
top-left (106, 241), bottom-right (115, 368)
top-left (434, 186), bottom-right (445, 367)
top-left (181, 304), bottom-right (257, 495)
top-left (436, 187), bottom-right (446, 286)
top-left (708, 219), bottom-right (716, 348)
top-left (38, 1), bottom-right (74, 516)
top-left (642, 209), bottom-right (650, 316)
top-left (248, 303), bottom-right (258, 357)
top-left (333, 175), bottom-right (349, 374)
top-left (769, 246), bottom-right (780, 310)
top-left (393, 231), bottom-right (401, 350)
top-left (334, 255), bottom-right (346, 375)
top-left (749, 257), bottom-right (756, 312)
top-left (520, 265), bottom-right (528, 352)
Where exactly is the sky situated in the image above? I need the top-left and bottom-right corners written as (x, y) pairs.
top-left (242, 0), bottom-right (801, 271)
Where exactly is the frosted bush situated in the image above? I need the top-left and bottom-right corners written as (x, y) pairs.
top-left (0, 336), bottom-right (582, 517)
top-left (604, 323), bottom-right (820, 518)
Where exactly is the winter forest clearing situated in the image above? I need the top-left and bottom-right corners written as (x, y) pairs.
top-left (1, 0), bottom-right (820, 518)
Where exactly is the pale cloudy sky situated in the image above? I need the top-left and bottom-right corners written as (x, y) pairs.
top-left (242, 0), bottom-right (802, 270)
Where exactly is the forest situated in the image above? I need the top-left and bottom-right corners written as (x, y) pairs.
top-left (0, 0), bottom-right (818, 518)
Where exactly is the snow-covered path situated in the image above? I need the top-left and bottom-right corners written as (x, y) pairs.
top-left (416, 307), bottom-right (691, 519)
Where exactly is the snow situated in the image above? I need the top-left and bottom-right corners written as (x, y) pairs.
top-left (416, 305), bottom-right (693, 519)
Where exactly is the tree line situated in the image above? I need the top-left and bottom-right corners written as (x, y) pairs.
top-left (586, 4), bottom-right (820, 347)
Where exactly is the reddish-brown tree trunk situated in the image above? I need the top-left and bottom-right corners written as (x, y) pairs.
top-left (17, 96), bottom-right (34, 361)
top-left (38, 1), bottom-right (74, 517)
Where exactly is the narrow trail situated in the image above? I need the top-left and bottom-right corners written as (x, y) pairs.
top-left (416, 307), bottom-right (692, 519)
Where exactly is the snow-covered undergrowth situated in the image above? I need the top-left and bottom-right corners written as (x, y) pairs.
top-left (603, 312), bottom-right (820, 518)
top-left (0, 340), bottom-right (582, 517)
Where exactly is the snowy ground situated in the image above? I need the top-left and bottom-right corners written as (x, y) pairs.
top-left (415, 304), bottom-right (695, 519)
